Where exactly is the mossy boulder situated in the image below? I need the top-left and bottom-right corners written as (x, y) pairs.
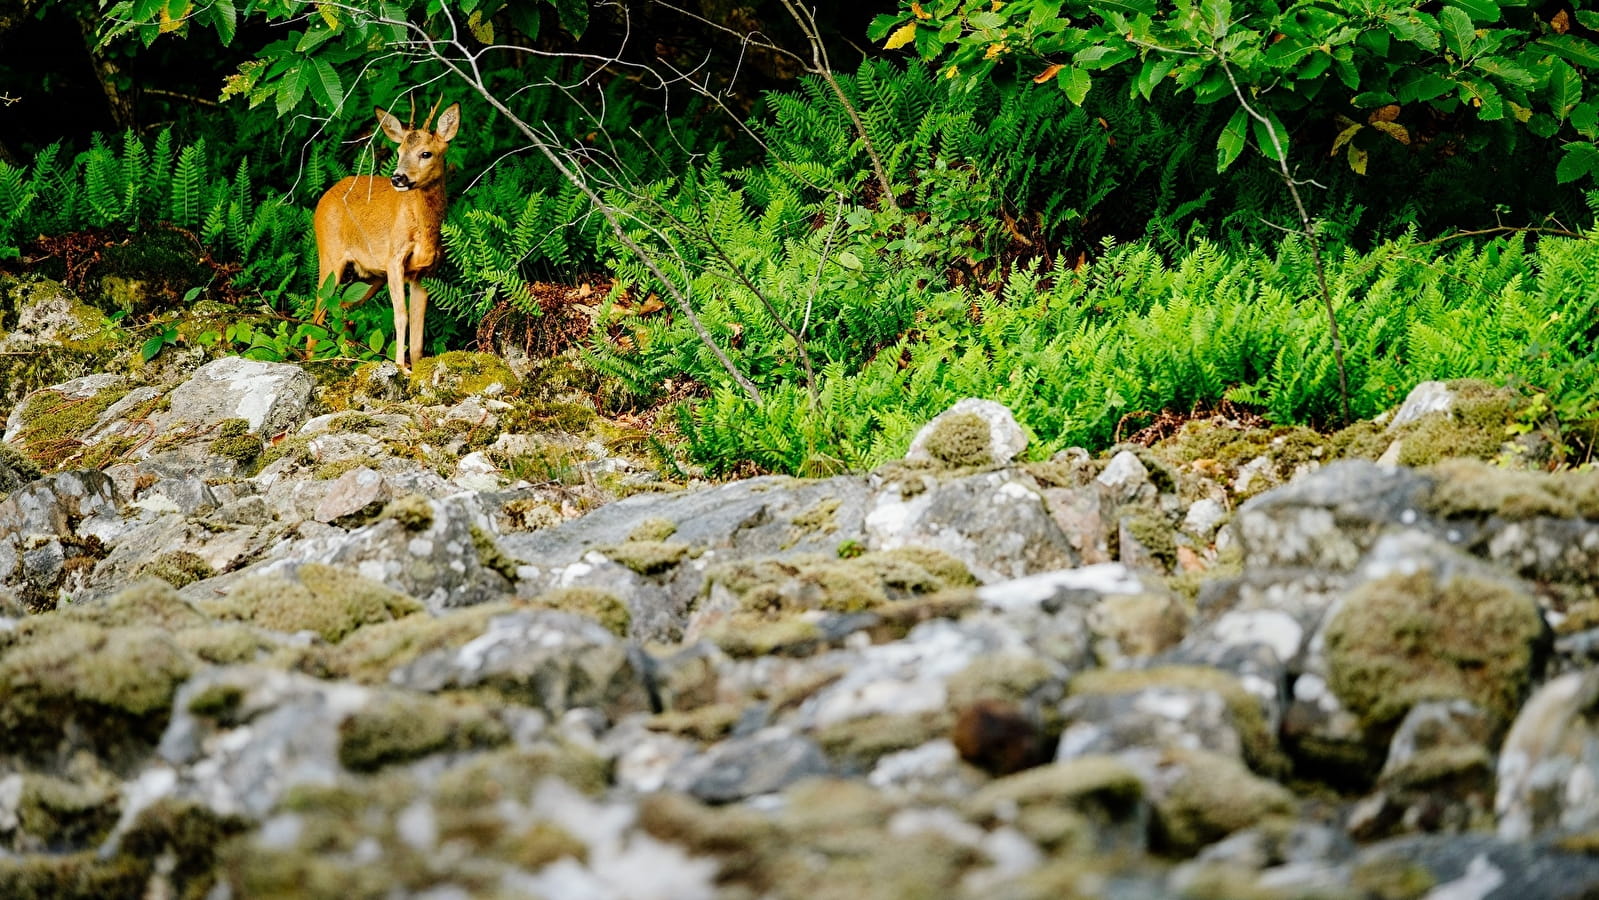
top-left (1424, 458), bottom-right (1599, 520)
top-left (300, 603), bottom-right (510, 683)
top-left (1152, 749), bottom-right (1297, 854)
top-left (200, 563), bottom-right (422, 643)
top-left (1324, 570), bottom-right (1547, 730)
top-left (531, 586), bottom-right (631, 637)
top-left (0, 618), bottom-right (193, 761)
top-left (14, 774), bottom-right (119, 850)
top-left (5, 376), bottom-right (139, 471)
top-left (82, 226), bottom-right (211, 317)
top-left (0, 440), bottom-right (42, 496)
top-left (408, 351), bottom-right (519, 405)
top-left (599, 539), bottom-right (694, 575)
top-left (134, 550), bottom-right (215, 589)
top-left (337, 691), bottom-right (509, 772)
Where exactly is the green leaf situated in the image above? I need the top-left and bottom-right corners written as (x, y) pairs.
top-left (1440, 6), bottom-right (1475, 57)
top-left (1251, 110), bottom-right (1290, 162)
top-left (1351, 91), bottom-right (1398, 108)
top-left (1395, 72), bottom-right (1455, 103)
top-left (182, 286), bottom-right (203, 303)
top-left (553, 0), bottom-right (587, 38)
top-left (368, 329), bottom-right (386, 354)
top-left (1135, 56), bottom-right (1175, 101)
top-left (1550, 59), bottom-right (1582, 120)
top-left (208, 0), bottom-right (237, 44)
top-left (1385, 13), bottom-right (1440, 51)
top-left (837, 250), bottom-right (863, 270)
top-left (1577, 10), bottom-right (1599, 31)
top-left (1444, 0), bottom-right (1500, 22)
top-left (309, 57), bottom-right (344, 110)
top-left (1474, 59), bottom-right (1535, 89)
top-left (1201, 0), bottom-right (1230, 37)
top-left (1573, 100), bottom-right (1599, 138)
top-left (1557, 141), bottom-right (1599, 183)
top-left (967, 10), bottom-right (1004, 28)
top-left (1216, 106), bottom-right (1247, 171)
top-left (141, 335), bottom-right (167, 361)
top-left (1059, 66), bottom-right (1091, 104)
top-left (1540, 35), bottom-right (1599, 69)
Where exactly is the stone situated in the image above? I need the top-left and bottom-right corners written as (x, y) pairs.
top-left (672, 729), bottom-right (830, 803)
top-left (1496, 669), bottom-right (1599, 840)
top-left (1387, 380), bottom-right (1457, 430)
top-left (158, 357), bottom-right (314, 438)
top-left (904, 398), bottom-right (1028, 467)
top-left (312, 466), bottom-right (391, 524)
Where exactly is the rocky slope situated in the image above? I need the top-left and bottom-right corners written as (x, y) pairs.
top-left (2, 274), bottom-right (1599, 898)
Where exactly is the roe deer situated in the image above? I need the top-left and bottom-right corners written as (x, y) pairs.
top-left (314, 102), bottom-right (460, 370)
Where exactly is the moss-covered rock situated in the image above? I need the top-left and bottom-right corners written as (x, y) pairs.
top-left (7, 379), bottom-right (138, 472)
top-left (378, 493), bottom-right (434, 532)
top-left (0, 851), bottom-right (149, 900)
top-left (337, 692), bottom-right (509, 772)
top-left (200, 563), bottom-right (421, 643)
top-left (468, 524), bottom-right (521, 582)
top-left (1424, 458), bottom-right (1599, 520)
top-left (0, 440), bottom-right (42, 496)
top-left (209, 417), bottom-right (263, 466)
top-left (409, 350), bottom-right (519, 405)
top-left (0, 618), bottom-right (193, 760)
top-left (532, 586), bottom-right (631, 637)
top-left (1068, 666), bottom-right (1288, 776)
top-left (627, 516), bottom-right (678, 542)
top-left (82, 226), bottom-right (212, 317)
top-left (301, 603), bottom-right (510, 683)
top-left (15, 774), bottom-right (119, 850)
top-left (1152, 749), bottom-right (1296, 854)
top-left (964, 756), bottom-right (1145, 852)
top-left (599, 539), bottom-right (693, 575)
top-left (134, 550), bottom-right (215, 589)
top-left (922, 411), bottom-right (995, 468)
top-left (1325, 570), bottom-right (1546, 730)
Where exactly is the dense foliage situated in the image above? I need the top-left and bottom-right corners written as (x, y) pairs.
top-left (5, 0), bottom-right (1599, 475)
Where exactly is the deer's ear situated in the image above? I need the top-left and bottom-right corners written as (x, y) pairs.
top-left (375, 107), bottom-right (406, 144)
top-left (435, 104), bottom-right (460, 143)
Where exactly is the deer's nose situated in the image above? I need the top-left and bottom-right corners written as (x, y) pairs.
top-left (390, 174), bottom-right (411, 190)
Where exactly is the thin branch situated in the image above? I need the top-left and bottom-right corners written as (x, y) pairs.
top-left (1219, 58), bottom-right (1351, 425)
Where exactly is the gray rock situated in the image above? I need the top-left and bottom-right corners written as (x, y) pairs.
top-left (1347, 699), bottom-right (1496, 839)
top-left (3, 373), bottom-right (126, 443)
top-left (157, 357), bottom-right (313, 438)
top-left (672, 729), bottom-right (830, 803)
top-left (391, 608), bottom-right (650, 717)
top-left (1353, 833), bottom-right (1599, 900)
top-left (904, 398), bottom-right (1028, 467)
top-left (1096, 450), bottom-right (1153, 505)
top-left (1235, 461), bottom-right (1432, 571)
top-left (0, 470), bottom-right (120, 605)
top-left (1388, 380), bottom-right (1457, 430)
top-left (313, 467), bottom-right (391, 524)
top-left (1496, 669), bottom-right (1599, 840)
top-left (1182, 498), bottom-right (1227, 542)
top-left (866, 469), bottom-right (1077, 582)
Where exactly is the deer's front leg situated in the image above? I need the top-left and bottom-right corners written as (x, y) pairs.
top-left (387, 260), bottom-right (410, 370)
top-left (408, 279), bottom-right (429, 373)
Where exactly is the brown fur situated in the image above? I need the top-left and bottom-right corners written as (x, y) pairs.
top-left (314, 103), bottom-right (460, 369)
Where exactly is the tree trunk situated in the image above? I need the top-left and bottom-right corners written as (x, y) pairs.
top-left (75, 12), bottom-right (136, 130)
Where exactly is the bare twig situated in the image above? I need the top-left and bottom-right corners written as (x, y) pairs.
top-left (1219, 58), bottom-right (1351, 425)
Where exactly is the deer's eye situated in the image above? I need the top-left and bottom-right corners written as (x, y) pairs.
top-left (420, 151), bottom-right (433, 159)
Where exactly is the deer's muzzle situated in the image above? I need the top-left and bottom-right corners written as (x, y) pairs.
top-left (390, 174), bottom-right (412, 191)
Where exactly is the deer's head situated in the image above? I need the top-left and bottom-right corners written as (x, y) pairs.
top-left (376, 103), bottom-right (460, 193)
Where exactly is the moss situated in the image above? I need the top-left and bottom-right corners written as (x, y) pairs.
top-left (210, 417), bottom-right (263, 466)
top-left (1324, 570), bottom-right (1545, 730)
top-left (176, 624), bottom-right (272, 664)
top-left (869, 589), bottom-right (981, 640)
top-left (532, 586), bottom-right (631, 637)
top-left (711, 548), bottom-right (971, 623)
top-left (1379, 744), bottom-right (1493, 790)
top-left (302, 604), bottom-right (509, 683)
top-left (1349, 857), bottom-right (1437, 899)
top-left (1122, 507), bottom-right (1179, 570)
top-left (502, 821), bottom-right (589, 870)
top-left (0, 852), bottom-right (149, 900)
top-left (965, 756), bottom-right (1144, 844)
top-left (312, 458), bottom-right (364, 481)
top-left (947, 653), bottom-right (1058, 709)
top-left (867, 546), bottom-right (978, 590)
top-left (1153, 749), bottom-right (1296, 854)
top-left (647, 703), bottom-right (743, 742)
top-left (379, 493), bottom-right (434, 532)
top-left (1424, 458), bottom-right (1599, 520)
top-left (1331, 419), bottom-right (1393, 461)
top-left (9, 382), bottom-right (132, 471)
top-left (1069, 665), bottom-right (1287, 777)
top-left (814, 711), bottom-right (950, 766)
top-left (469, 524), bottom-right (520, 582)
top-left (0, 439), bottom-right (42, 488)
top-left (435, 744), bottom-right (611, 804)
top-left (187, 682), bottom-right (246, 722)
top-left (135, 550), bottom-right (215, 589)
top-left (707, 616), bottom-right (825, 658)
top-left (627, 516), bottom-right (679, 542)
top-left (600, 539), bottom-right (693, 576)
top-left (922, 411), bottom-right (993, 467)
top-left (337, 692), bottom-right (509, 772)
top-left (836, 538), bottom-right (865, 559)
top-left (200, 563), bottom-right (422, 643)
top-left (409, 350), bottom-right (520, 404)
top-left (637, 791), bottom-right (782, 891)
top-left (17, 774), bottom-right (118, 848)
top-left (118, 797), bottom-right (246, 899)
top-left (791, 498), bottom-right (841, 534)
top-left (72, 578), bottom-right (207, 630)
top-left (0, 620), bottom-right (192, 758)
top-left (500, 498), bottom-right (563, 531)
